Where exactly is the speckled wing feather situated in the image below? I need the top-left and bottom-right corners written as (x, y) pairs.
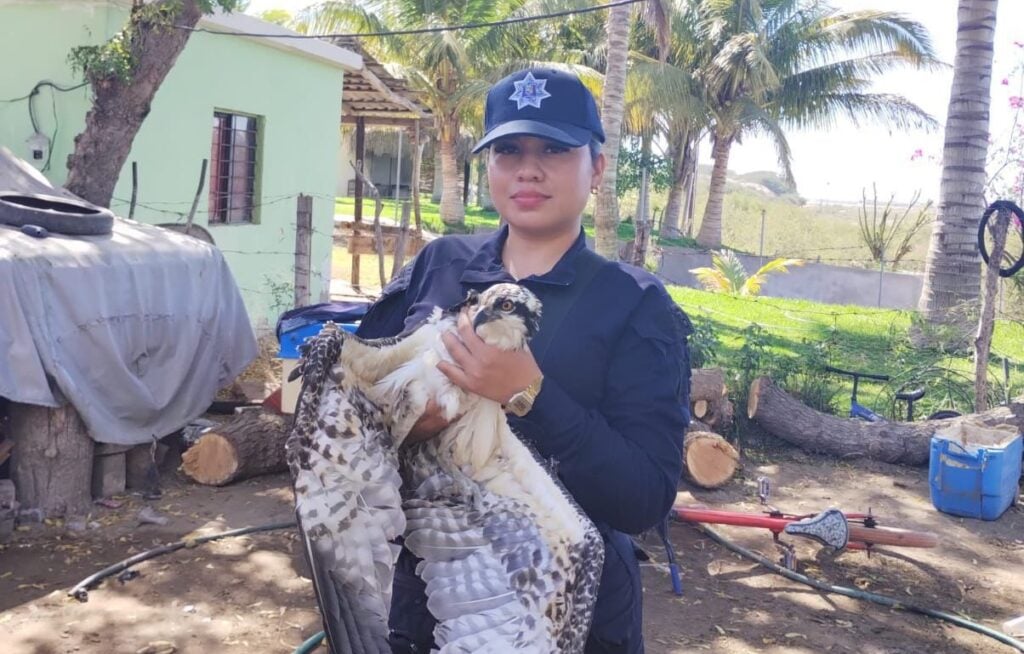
top-left (286, 324), bottom-right (404, 654)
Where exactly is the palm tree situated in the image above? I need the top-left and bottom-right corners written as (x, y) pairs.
top-left (917, 0), bottom-right (998, 335)
top-left (299, 0), bottom-right (532, 226)
top-left (593, 0), bottom-right (671, 259)
top-left (692, 0), bottom-right (939, 248)
top-left (690, 249), bottom-right (803, 296)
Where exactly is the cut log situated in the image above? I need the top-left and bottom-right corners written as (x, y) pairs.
top-left (690, 368), bottom-right (726, 401)
top-left (683, 431), bottom-right (739, 488)
top-left (180, 410), bottom-right (290, 486)
top-left (689, 368), bottom-right (733, 433)
top-left (8, 402), bottom-right (94, 516)
top-left (748, 376), bottom-right (1024, 466)
top-left (693, 400), bottom-right (708, 419)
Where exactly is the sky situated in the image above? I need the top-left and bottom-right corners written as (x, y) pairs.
top-left (244, 0), bottom-right (1024, 203)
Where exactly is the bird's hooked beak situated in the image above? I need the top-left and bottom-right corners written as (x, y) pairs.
top-left (472, 307), bottom-right (496, 331)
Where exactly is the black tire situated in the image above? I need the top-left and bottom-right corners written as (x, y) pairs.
top-left (977, 200), bottom-right (1024, 277)
top-left (0, 192), bottom-right (114, 236)
top-left (927, 409), bottom-right (961, 421)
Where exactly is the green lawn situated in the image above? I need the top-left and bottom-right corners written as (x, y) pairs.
top-left (335, 195), bottom-right (698, 248)
top-left (669, 285), bottom-right (1024, 419)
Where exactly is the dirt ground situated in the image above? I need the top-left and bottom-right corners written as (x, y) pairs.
top-left (2, 441), bottom-right (1022, 654)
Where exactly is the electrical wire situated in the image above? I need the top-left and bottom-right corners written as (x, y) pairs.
top-left (687, 521), bottom-right (1024, 653)
top-left (177, 0), bottom-right (643, 39)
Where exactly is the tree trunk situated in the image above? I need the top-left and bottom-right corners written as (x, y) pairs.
top-left (683, 142), bottom-right (699, 237)
top-left (180, 410), bottom-right (290, 486)
top-left (65, 0), bottom-right (203, 207)
top-left (479, 165), bottom-right (494, 211)
top-left (438, 118), bottom-right (465, 225)
top-left (8, 402), bottom-right (94, 517)
top-left (431, 144), bottom-right (443, 203)
top-left (974, 207), bottom-right (1009, 411)
top-left (696, 128), bottom-right (734, 248)
top-left (661, 130), bottom-right (690, 240)
top-left (683, 431), bottom-right (739, 489)
top-left (917, 0), bottom-right (997, 335)
top-left (594, 2), bottom-right (633, 259)
top-left (747, 376), bottom-right (1024, 466)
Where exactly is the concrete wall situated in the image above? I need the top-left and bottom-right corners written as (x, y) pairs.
top-left (659, 249), bottom-right (924, 309)
top-left (0, 1), bottom-right (349, 329)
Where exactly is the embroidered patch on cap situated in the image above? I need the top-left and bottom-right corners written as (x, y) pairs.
top-left (508, 72), bottom-right (552, 110)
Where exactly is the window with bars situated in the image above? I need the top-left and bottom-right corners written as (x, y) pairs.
top-left (209, 112), bottom-right (259, 223)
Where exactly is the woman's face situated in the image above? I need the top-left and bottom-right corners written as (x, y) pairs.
top-left (487, 135), bottom-right (604, 236)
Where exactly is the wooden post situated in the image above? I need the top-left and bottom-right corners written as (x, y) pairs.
top-left (185, 158), bottom-right (208, 235)
top-left (353, 117), bottom-right (366, 287)
top-left (129, 161), bottom-right (138, 220)
top-left (8, 402), bottom-right (94, 517)
top-left (392, 201), bottom-right (412, 279)
top-left (975, 207), bottom-right (1010, 411)
top-left (411, 121), bottom-right (423, 232)
top-left (294, 194), bottom-right (312, 308)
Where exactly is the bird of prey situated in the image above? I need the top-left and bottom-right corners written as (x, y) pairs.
top-left (286, 283), bottom-right (604, 654)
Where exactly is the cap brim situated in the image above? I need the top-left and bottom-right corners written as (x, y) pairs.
top-left (472, 120), bottom-right (593, 154)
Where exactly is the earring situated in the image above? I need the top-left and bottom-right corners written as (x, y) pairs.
top-left (590, 187), bottom-right (598, 195)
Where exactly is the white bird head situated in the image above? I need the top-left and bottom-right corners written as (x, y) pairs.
top-left (460, 283), bottom-right (542, 351)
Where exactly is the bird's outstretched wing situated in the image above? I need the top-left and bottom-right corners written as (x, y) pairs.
top-left (286, 324), bottom-right (405, 654)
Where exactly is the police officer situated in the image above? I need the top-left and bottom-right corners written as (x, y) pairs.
top-left (357, 67), bottom-right (689, 654)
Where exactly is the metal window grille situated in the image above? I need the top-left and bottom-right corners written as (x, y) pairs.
top-left (209, 112), bottom-right (258, 223)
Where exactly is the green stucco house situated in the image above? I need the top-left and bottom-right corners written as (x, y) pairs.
top-left (0, 1), bottom-right (362, 328)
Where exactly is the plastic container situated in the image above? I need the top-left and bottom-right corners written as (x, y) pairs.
top-left (278, 321), bottom-right (359, 413)
top-left (278, 321), bottom-right (359, 359)
top-left (929, 421), bottom-right (1022, 521)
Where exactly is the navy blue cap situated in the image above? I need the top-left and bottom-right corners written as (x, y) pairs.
top-left (472, 67), bottom-right (606, 154)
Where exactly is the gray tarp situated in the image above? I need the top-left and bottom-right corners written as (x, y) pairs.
top-left (0, 148), bottom-right (257, 445)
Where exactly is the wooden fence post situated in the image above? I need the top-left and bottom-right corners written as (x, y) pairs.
top-left (295, 194), bottom-right (312, 308)
top-left (392, 201), bottom-right (412, 280)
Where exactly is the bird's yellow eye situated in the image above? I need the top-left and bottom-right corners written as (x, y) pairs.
top-left (499, 300), bottom-right (514, 312)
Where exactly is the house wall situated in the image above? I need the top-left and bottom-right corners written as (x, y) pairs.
top-left (0, 1), bottom-right (347, 330)
top-left (336, 134), bottom-right (413, 199)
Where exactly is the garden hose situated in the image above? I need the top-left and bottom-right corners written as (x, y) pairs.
top-left (689, 522), bottom-right (1024, 652)
top-left (68, 520), bottom-right (296, 602)
top-left (293, 631), bottom-right (326, 653)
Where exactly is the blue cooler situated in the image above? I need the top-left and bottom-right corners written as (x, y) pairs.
top-left (929, 423), bottom-right (1022, 521)
top-left (275, 302), bottom-right (369, 413)
top-left (276, 301), bottom-right (369, 359)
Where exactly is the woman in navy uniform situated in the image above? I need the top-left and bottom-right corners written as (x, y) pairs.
top-left (357, 67), bottom-right (689, 654)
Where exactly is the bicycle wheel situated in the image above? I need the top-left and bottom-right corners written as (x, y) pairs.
top-left (927, 409), bottom-right (961, 421)
top-left (848, 524), bottom-right (938, 548)
top-left (977, 200), bottom-right (1024, 277)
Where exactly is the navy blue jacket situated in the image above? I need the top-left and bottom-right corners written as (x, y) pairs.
top-left (357, 225), bottom-right (688, 654)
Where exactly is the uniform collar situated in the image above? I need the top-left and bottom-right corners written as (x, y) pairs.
top-left (459, 224), bottom-right (589, 286)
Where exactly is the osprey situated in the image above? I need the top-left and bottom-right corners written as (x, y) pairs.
top-left (286, 283), bottom-right (604, 654)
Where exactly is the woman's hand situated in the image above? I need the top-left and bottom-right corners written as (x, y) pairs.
top-left (437, 311), bottom-right (543, 404)
top-left (404, 399), bottom-right (451, 444)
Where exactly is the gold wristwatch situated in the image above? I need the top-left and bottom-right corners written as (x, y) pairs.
top-left (504, 375), bottom-right (543, 417)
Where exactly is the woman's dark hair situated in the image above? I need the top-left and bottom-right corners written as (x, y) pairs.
top-left (588, 139), bottom-right (602, 164)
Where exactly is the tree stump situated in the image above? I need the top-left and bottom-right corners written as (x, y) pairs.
top-left (683, 431), bottom-right (739, 488)
top-left (8, 402), bottom-right (94, 517)
top-left (180, 410), bottom-right (290, 486)
top-left (748, 376), bottom-right (1024, 465)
